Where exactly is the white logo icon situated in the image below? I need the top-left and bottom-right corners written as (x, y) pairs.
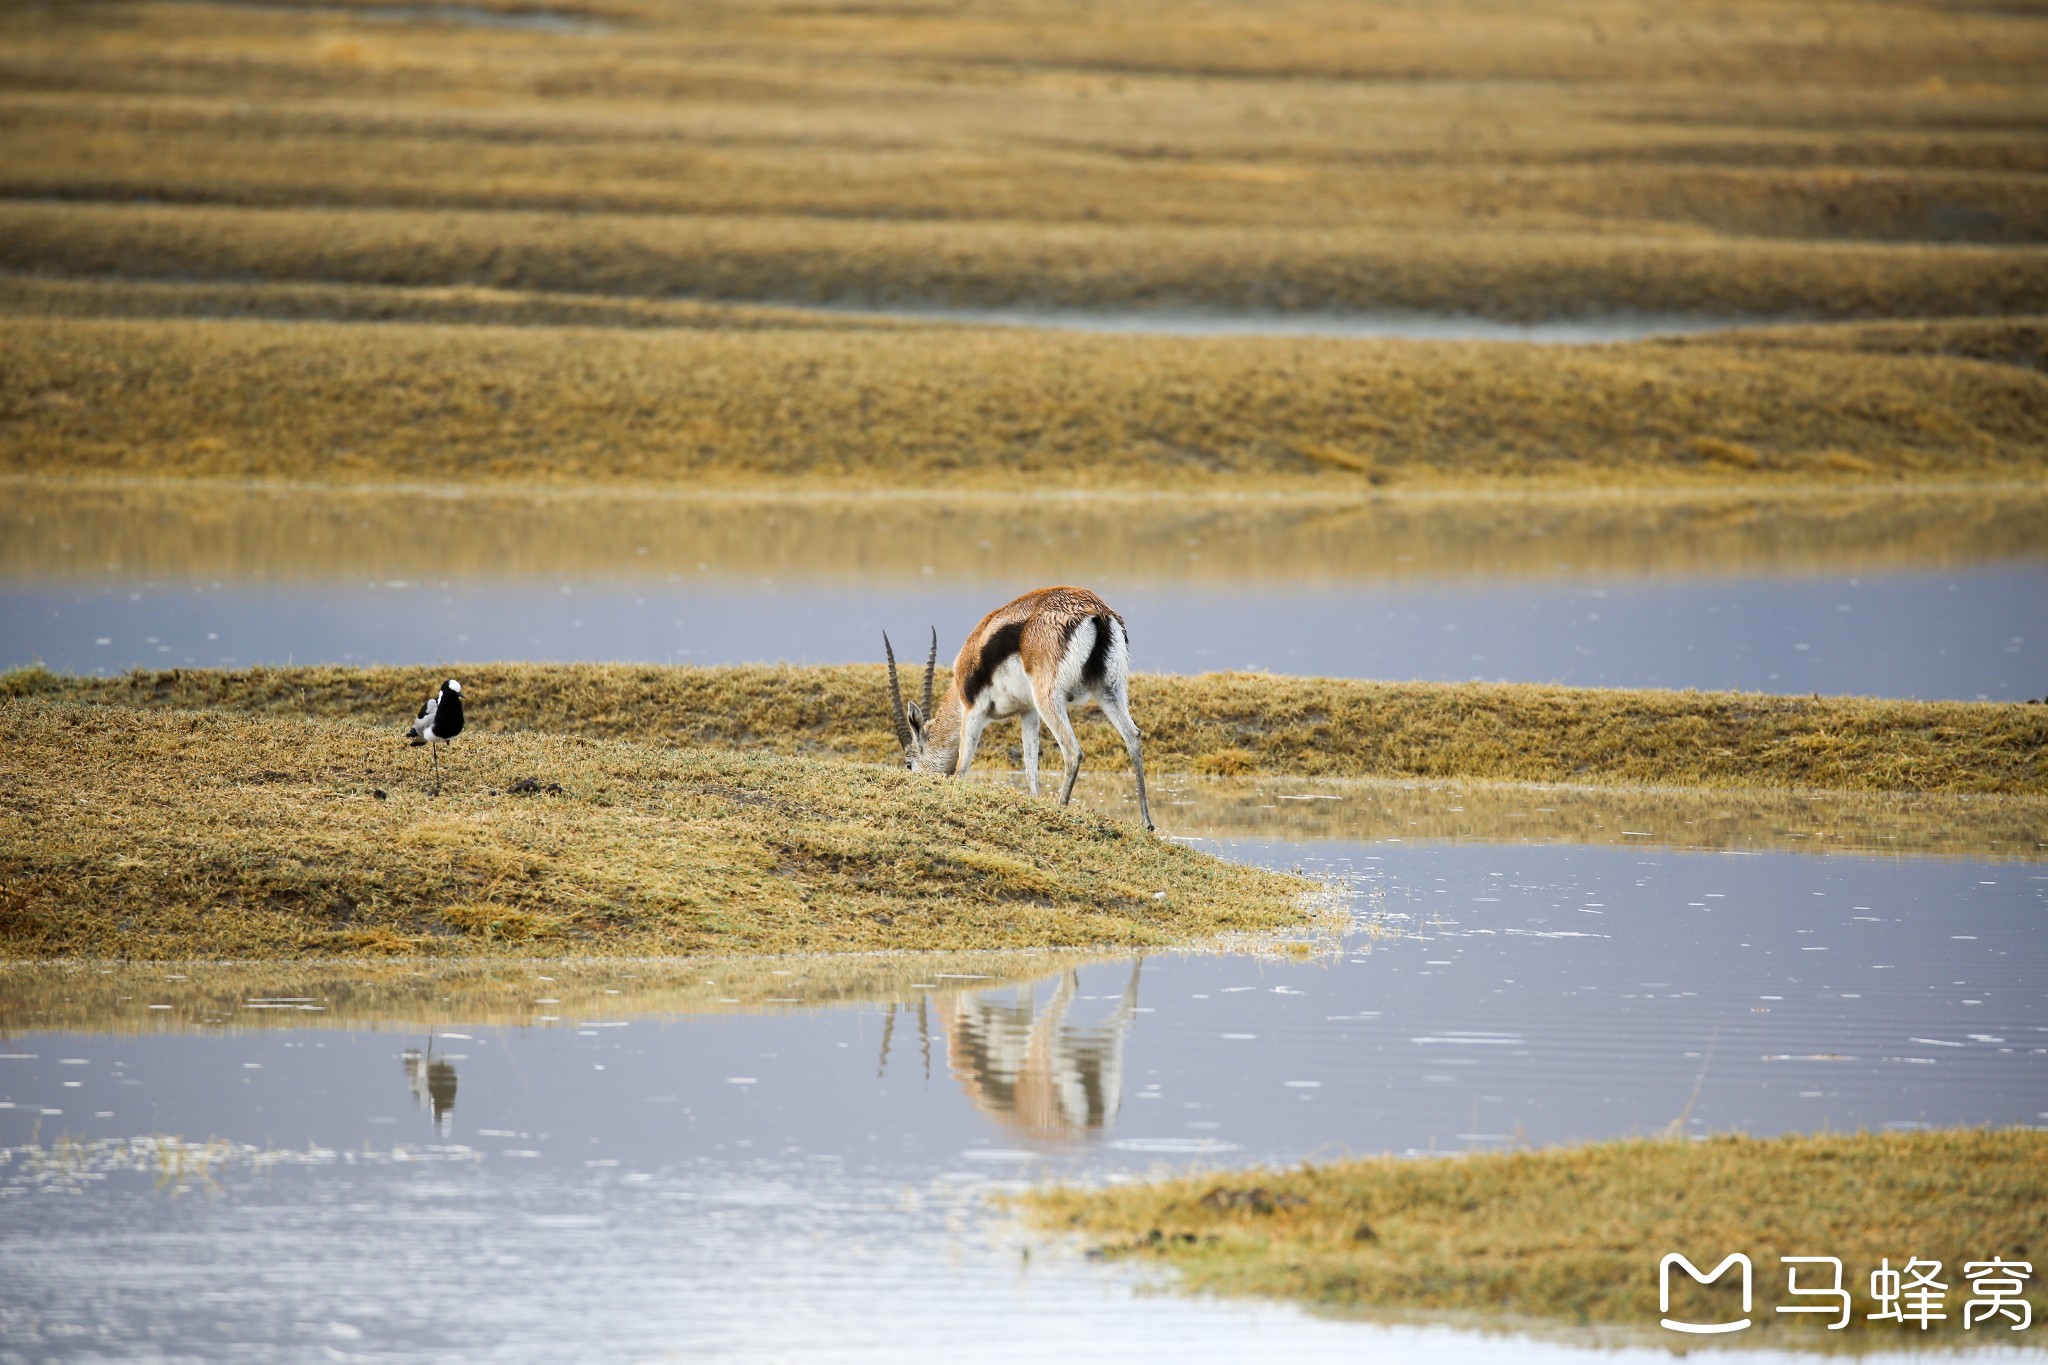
top-left (1661, 1252), bottom-right (1753, 1334)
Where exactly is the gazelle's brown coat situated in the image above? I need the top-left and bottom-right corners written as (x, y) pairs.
top-left (886, 586), bottom-right (1154, 830)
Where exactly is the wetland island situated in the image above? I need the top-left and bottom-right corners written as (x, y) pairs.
top-left (2, 0), bottom-right (2045, 1355)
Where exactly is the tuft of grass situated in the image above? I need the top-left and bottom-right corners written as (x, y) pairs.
top-left (1688, 435), bottom-right (1765, 470)
top-left (5, 312), bottom-right (2045, 490)
top-left (12, 663), bottom-right (2043, 797)
top-left (0, 698), bottom-right (1311, 960)
top-left (1017, 1129), bottom-right (2048, 1342)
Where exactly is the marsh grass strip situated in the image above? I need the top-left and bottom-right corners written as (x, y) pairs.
top-left (1017, 1129), bottom-right (2048, 1345)
top-left (11, 664), bottom-right (2042, 797)
top-left (5, 313), bottom-right (2046, 490)
top-left (0, 697), bottom-right (1309, 960)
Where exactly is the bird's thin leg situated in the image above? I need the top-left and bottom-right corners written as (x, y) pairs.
top-left (431, 744), bottom-right (441, 796)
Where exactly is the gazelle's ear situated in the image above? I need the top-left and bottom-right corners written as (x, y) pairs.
top-left (904, 702), bottom-right (924, 731)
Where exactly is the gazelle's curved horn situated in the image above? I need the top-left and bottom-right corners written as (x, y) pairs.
top-left (883, 633), bottom-right (913, 748)
top-left (921, 627), bottom-right (938, 718)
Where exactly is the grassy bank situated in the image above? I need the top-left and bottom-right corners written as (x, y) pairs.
top-left (12, 664), bottom-right (2044, 796)
top-left (0, 698), bottom-right (1311, 960)
top-left (0, 273), bottom-right (922, 335)
top-left (1676, 316), bottom-right (2048, 374)
top-left (7, 312), bottom-right (2045, 489)
top-left (1018, 1129), bottom-right (2048, 1341)
top-left (8, 206), bottom-right (2046, 323)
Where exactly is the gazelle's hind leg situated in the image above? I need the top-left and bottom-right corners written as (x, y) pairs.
top-left (1037, 690), bottom-right (1084, 807)
top-left (1020, 708), bottom-right (1043, 797)
top-left (1097, 685), bottom-right (1154, 831)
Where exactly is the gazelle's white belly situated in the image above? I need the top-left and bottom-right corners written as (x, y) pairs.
top-left (978, 655), bottom-right (1039, 719)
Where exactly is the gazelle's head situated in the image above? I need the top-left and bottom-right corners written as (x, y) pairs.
top-left (883, 628), bottom-right (939, 772)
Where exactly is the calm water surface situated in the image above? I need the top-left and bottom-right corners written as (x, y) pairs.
top-left (6, 488), bottom-right (2044, 698)
top-left (11, 567), bottom-right (2040, 698)
top-left (4, 833), bottom-right (2043, 1361)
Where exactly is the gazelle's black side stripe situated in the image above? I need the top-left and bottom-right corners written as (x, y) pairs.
top-left (961, 620), bottom-right (1026, 706)
top-left (1080, 614), bottom-right (1117, 688)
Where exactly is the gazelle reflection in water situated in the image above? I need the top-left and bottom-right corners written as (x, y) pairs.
top-left (879, 962), bottom-right (1144, 1143)
top-left (401, 1039), bottom-right (459, 1136)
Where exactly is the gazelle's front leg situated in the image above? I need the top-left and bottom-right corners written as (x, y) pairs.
top-left (1020, 709), bottom-right (1043, 797)
top-left (953, 705), bottom-right (993, 776)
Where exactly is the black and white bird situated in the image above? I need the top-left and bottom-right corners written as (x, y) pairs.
top-left (407, 679), bottom-right (464, 793)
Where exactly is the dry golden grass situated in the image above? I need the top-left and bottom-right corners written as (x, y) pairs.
top-left (0, 273), bottom-right (920, 334)
top-left (3, 0), bottom-right (2046, 327)
top-left (12, 53), bottom-right (2047, 242)
top-left (1680, 317), bottom-right (2048, 373)
top-left (7, 312), bottom-right (2045, 489)
top-left (7, 481), bottom-right (2048, 586)
top-left (3, 0), bottom-right (2043, 246)
top-left (0, 697), bottom-right (1311, 960)
top-left (1018, 1129), bottom-right (2048, 1341)
top-left (14, 663), bottom-right (2044, 796)
top-left (5, 203), bottom-right (2044, 321)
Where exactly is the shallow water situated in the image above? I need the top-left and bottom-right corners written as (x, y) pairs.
top-left (10, 565), bottom-right (2042, 697)
top-left (1067, 774), bottom-right (2048, 861)
top-left (7, 487), bottom-right (2044, 698)
top-left (4, 834), bottom-right (2043, 1360)
top-left (16, 485), bottom-right (2040, 584)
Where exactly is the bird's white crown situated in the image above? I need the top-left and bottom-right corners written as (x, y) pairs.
top-left (445, 679), bottom-right (462, 693)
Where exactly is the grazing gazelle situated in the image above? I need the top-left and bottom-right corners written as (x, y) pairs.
top-left (884, 586), bottom-right (1154, 831)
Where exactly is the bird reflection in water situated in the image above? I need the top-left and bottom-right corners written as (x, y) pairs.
top-left (401, 1038), bottom-right (459, 1136)
top-left (885, 961), bottom-right (1143, 1143)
